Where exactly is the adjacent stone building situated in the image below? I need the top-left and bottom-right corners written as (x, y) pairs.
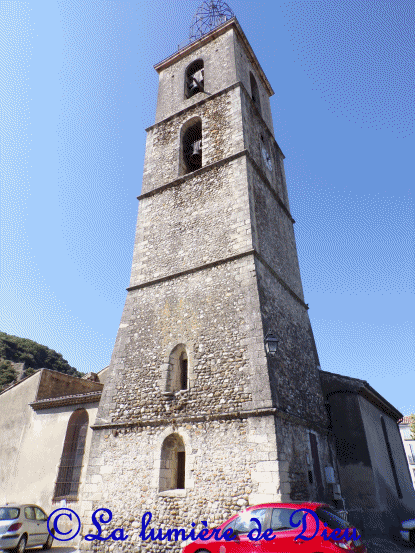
top-left (79, 14), bottom-right (342, 553)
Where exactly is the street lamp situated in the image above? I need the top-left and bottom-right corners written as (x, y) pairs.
top-left (264, 332), bottom-right (279, 357)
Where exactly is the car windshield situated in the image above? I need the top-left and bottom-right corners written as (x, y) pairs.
top-left (316, 508), bottom-right (353, 530)
top-left (0, 507), bottom-right (20, 520)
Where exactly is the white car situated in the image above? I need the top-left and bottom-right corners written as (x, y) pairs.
top-left (0, 504), bottom-right (54, 552)
top-left (400, 518), bottom-right (415, 546)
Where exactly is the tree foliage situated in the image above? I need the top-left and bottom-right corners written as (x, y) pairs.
top-left (0, 332), bottom-right (83, 391)
top-left (0, 359), bottom-right (17, 390)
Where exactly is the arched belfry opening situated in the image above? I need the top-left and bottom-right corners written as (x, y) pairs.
top-left (166, 344), bottom-right (188, 393)
top-left (180, 118), bottom-right (202, 174)
top-left (54, 409), bottom-right (89, 500)
top-left (159, 433), bottom-right (186, 491)
top-left (250, 72), bottom-right (261, 114)
top-left (185, 59), bottom-right (204, 98)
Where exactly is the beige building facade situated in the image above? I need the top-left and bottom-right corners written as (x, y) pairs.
top-left (0, 368), bottom-right (108, 541)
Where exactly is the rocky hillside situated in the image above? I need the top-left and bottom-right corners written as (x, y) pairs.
top-left (0, 332), bottom-right (83, 391)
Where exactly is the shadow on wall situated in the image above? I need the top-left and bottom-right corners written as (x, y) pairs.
top-left (347, 472), bottom-right (415, 540)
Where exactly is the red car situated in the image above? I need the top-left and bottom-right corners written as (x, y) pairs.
top-left (182, 502), bottom-right (367, 553)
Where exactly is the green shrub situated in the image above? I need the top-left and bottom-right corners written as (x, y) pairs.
top-left (0, 360), bottom-right (17, 390)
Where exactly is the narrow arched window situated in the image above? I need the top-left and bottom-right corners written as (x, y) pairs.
top-left (180, 118), bottom-right (202, 174)
top-left (185, 59), bottom-right (204, 98)
top-left (159, 433), bottom-right (186, 491)
top-left (54, 409), bottom-right (88, 500)
top-left (250, 72), bottom-right (261, 113)
top-left (166, 344), bottom-right (188, 393)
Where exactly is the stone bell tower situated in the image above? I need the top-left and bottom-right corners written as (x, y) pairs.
top-left (80, 4), bottom-right (339, 551)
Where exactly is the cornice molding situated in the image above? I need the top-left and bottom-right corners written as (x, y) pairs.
top-left (30, 391), bottom-right (102, 411)
top-left (92, 406), bottom-right (327, 435)
top-left (127, 249), bottom-right (255, 292)
top-left (138, 147), bottom-right (292, 222)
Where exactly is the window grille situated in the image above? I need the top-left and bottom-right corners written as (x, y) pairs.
top-left (54, 409), bottom-right (88, 500)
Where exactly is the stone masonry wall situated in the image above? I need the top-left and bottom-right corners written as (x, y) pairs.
top-left (103, 257), bottom-right (276, 425)
top-left (80, 415), bottom-right (335, 553)
top-left (233, 31), bottom-right (274, 134)
top-left (241, 88), bottom-right (285, 200)
top-left (143, 86), bottom-right (243, 194)
top-left (131, 157), bottom-right (251, 288)
top-left (248, 161), bottom-right (305, 300)
top-left (274, 417), bottom-right (335, 503)
top-left (255, 258), bottom-right (327, 428)
top-left (80, 415), bottom-right (294, 553)
top-left (155, 29), bottom-right (237, 124)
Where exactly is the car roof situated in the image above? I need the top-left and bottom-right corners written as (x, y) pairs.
top-left (243, 502), bottom-right (328, 510)
top-left (0, 504), bottom-right (43, 509)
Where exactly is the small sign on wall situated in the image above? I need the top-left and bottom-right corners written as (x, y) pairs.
top-left (325, 466), bottom-right (336, 484)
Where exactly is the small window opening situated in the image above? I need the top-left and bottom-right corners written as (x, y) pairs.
top-left (308, 470), bottom-right (314, 484)
top-left (177, 451), bottom-right (186, 489)
top-left (183, 121), bottom-right (202, 173)
top-left (250, 72), bottom-right (261, 113)
top-left (166, 344), bottom-right (189, 393)
top-left (159, 434), bottom-right (186, 491)
top-left (186, 59), bottom-right (204, 98)
top-left (180, 353), bottom-right (188, 390)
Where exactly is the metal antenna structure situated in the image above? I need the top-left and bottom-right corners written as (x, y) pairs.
top-left (189, 1), bottom-right (234, 41)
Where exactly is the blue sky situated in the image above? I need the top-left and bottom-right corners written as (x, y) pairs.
top-left (1, 1), bottom-right (413, 414)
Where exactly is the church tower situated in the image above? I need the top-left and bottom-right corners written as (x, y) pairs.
top-left (80, 4), bottom-right (340, 550)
